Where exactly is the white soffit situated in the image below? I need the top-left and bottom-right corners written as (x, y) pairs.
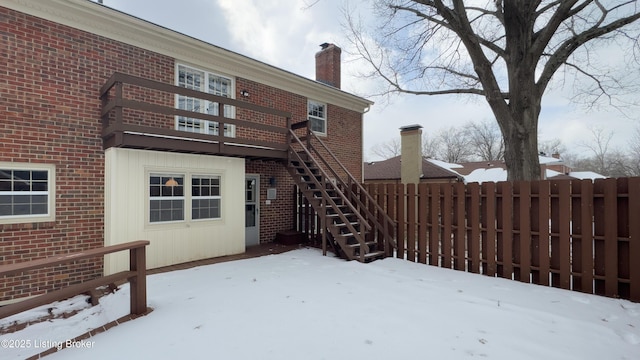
top-left (2, 0), bottom-right (373, 113)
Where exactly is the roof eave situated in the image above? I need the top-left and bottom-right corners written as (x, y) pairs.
top-left (2, 0), bottom-right (373, 113)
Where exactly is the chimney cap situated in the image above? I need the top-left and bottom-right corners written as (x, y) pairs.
top-left (400, 124), bottom-right (423, 132)
top-left (320, 42), bottom-right (331, 50)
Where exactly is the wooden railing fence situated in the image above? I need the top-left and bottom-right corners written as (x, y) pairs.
top-left (363, 178), bottom-right (640, 302)
top-left (0, 241), bottom-right (150, 319)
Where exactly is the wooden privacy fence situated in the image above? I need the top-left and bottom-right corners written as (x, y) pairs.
top-left (0, 240), bottom-right (150, 319)
top-left (362, 178), bottom-right (640, 302)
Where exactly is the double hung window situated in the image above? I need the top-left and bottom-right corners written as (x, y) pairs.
top-left (308, 100), bottom-right (327, 135)
top-left (176, 64), bottom-right (236, 137)
top-left (0, 164), bottom-right (54, 224)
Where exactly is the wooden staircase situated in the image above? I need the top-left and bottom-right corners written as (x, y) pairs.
top-left (287, 122), bottom-right (397, 262)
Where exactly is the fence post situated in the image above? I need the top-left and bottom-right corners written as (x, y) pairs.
top-left (129, 245), bottom-right (147, 315)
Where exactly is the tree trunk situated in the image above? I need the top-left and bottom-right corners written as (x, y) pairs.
top-left (500, 106), bottom-right (541, 181)
top-left (498, 1), bottom-right (542, 181)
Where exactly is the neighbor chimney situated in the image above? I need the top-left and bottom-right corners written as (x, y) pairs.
top-left (400, 124), bottom-right (423, 185)
top-left (315, 43), bottom-right (341, 89)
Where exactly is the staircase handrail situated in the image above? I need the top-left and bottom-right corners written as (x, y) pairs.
top-left (305, 131), bottom-right (397, 252)
top-left (289, 131), bottom-right (371, 260)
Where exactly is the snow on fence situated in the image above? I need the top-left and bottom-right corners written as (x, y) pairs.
top-left (362, 177), bottom-right (640, 302)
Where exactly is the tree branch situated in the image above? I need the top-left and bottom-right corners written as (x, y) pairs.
top-left (537, 9), bottom-right (640, 92)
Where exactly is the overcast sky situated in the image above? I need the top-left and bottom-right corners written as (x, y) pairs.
top-left (101, 0), bottom-right (639, 161)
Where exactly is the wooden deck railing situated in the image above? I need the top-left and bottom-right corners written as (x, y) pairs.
top-left (0, 241), bottom-right (150, 319)
top-left (100, 72), bottom-right (292, 160)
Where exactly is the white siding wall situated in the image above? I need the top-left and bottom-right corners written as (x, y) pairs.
top-left (104, 148), bottom-right (245, 274)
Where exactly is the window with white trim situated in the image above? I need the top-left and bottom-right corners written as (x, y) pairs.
top-left (191, 175), bottom-right (221, 220)
top-left (0, 164), bottom-right (55, 224)
top-left (176, 64), bottom-right (236, 137)
top-left (308, 100), bottom-right (327, 135)
top-left (148, 173), bottom-right (222, 224)
top-left (149, 174), bottom-right (185, 223)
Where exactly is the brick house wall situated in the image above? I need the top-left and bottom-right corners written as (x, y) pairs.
top-left (0, 5), bottom-right (367, 302)
top-left (0, 7), bottom-right (173, 301)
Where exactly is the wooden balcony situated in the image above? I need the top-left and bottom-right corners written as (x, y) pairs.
top-left (100, 73), bottom-right (293, 160)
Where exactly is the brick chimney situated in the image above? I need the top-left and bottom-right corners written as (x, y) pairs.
top-left (400, 125), bottom-right (423, 185)
top-left (315, 43), bottom-right (341, 89)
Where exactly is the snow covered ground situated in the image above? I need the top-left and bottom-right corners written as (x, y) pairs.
top-left (1, 248), bottom-right (638, 359)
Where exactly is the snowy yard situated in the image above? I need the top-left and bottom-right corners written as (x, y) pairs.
top-left (1, 248), bottom-right (638, 359)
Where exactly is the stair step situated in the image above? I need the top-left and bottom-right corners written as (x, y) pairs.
top-left (363, 251), bottom-right (386, 260)
top-left (326, 213), bottom-right (355, 218)
top-left (346, 241), bottom-right (377, 248)
top-left (334, 222), bottom-right (359, 227)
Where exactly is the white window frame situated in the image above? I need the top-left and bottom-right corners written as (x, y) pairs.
top-left (147, 171), bottom-right (222, 225)
top-left (308, 100), bottom-right (327, 136)
top-left (191, 174), bottom-right (222, 221)
top-left (0, 162), bottom-right (55, 225)
top-left (175, 63), bottom-right (236, 138)
top-left (149, 173), bottom-right (185, 223)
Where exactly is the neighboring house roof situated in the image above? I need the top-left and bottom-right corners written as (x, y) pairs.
top-left (453, 160), bottom-right (506, 176)
top-left (1, 0), bottom-right (373, 113)
top-left (364, 156), bottom-right (463, 181)
top-left (365, 154), bottom-right (606, 184)
top-left (455, 158), bottom-right (605, 183)
top-left (463, 167), bottom-right (508, 183)
top-left (546, 170), bottom-right (606, 181)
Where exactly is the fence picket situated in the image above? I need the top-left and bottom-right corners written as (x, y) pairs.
top-left (498, 182), bottom-right (513, 279)
top-left (453, 182), bottom-right (466, 271)
top-left (602, 178), bottom-right (618, 297)
top-left (407, 184), bottom-right (416, 262)
top-left (418, 183), bottom-right (428, 264)
top-left (629, 178), bottom-right (640, 302)
top-left (481, 182), bottom-right (497, 276)
top-left (441, 184), bottom-right (453, 269)
top-left (617, 178), bottom-right (631, 299)
top-left (467, 183), bottom-right (481, 273)
top-left (429, 183), bottom-right (440, 266)
top-left (557, 180), bottom-right (571, 290)
top-left (538, 181), bottom-right (551, 286)
top-left (397, 183), bottom-right (406, 259)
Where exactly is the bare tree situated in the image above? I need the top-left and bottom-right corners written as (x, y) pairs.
top-left (370, 132), bottom-right (443, 159)
top-left (347, 1), bottom-right (640, 180)
top-left (436, 126), bottom-right (473, 163)
top-left (627, 125), bottom-right (640, 175)
top-left (579, 127), bottom-right (614, 175)
top-left (465, 119), bottom-right (504, 161)
top-left (421, 133), bottom-right (440, 158)
top-left (370, 137), bottom-right (401, 159)
top-left (538, 138), bottom-right (567, 157)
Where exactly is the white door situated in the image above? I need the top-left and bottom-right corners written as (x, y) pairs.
top-left (245, 175), bottom-right (260, 246)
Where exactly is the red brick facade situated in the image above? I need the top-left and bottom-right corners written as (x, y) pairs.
top-left (0, 5), bottom-right (364, 301)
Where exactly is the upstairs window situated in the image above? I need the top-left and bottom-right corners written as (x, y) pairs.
top-left (0, 164), bottom-right (55, 224)
top-left (176, 64), bottom-right (236, 137)
top-left (308, 100), bottom-right (327, 135)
